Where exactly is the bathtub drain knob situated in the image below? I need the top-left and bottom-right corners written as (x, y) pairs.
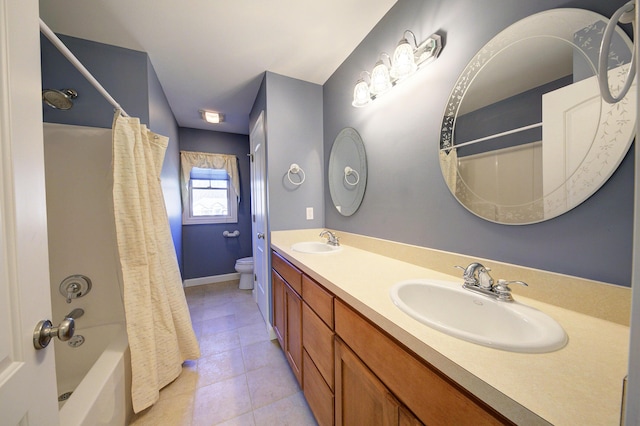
top-left (33, 318), bottom-right (75, 350)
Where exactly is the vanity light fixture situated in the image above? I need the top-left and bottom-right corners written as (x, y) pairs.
top-left (352, 31), bottom-right (442, 107)
top-left (370, 53), bottom-right (393, 96)
top-left (390, 31), bottom-right (418, 79)
top-left (352, 72), bottom-right (373, 107)
top-left (201, 110), bottom-right (224, 124)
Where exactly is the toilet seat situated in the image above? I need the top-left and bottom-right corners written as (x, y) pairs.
top-left (236, 257), bottom-right (253, 265)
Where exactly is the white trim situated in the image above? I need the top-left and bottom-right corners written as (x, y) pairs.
top-left (183, 273), bottom-right (240, 287)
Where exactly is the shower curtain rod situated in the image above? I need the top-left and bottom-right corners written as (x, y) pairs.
top-left (39, 19), bottom-right (129, 117)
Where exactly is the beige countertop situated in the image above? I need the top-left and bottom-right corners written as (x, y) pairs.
top-left (271, 229), bottom-right (630, 425)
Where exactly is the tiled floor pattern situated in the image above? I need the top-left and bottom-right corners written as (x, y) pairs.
top-left (130, 281), bottom-right (317, 425)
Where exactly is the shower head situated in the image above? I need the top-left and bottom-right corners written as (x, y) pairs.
top-left (42, 88), bottom-right (77, 110)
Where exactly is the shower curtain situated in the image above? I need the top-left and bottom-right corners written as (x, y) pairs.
top-left (111, 111), bottom-right (200, 413)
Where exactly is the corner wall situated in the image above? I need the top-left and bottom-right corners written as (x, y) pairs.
top-left (265, 72), bottom-right (324, 231)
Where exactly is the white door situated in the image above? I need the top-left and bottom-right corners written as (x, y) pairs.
top-left (0, 0), bottom-right (59, 424)
top-left (250, 111), bottom-right (272, 335)
top-left (542, 65), bottom-right (636, 218)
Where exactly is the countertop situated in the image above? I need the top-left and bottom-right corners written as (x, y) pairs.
top-left (271, 229), bottom-right (629, 425)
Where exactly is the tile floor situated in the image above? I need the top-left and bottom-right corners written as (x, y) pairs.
top-left (129, 281), bottom-right (318, 426)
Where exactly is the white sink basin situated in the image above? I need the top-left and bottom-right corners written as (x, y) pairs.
top-left (291, 241), bottom-right (342, 254)
top-left (389, 279), bottom-right (567, 353)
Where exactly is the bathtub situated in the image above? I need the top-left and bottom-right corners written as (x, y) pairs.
top-left (55, 322), bottom-right (132, 426)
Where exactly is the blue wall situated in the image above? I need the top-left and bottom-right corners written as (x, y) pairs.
top-left (41, 34), bottom-right (184, 272)
top-left (179, 128), bottom-right (253, 279)
top-left (41, 34), bottom-right (149, 128)
top-left (323, 0), bottom-right (634, 286)
top-left (147, 57), bottom-right (183, 270)
top-left (263, 72), bottom-right (325, 232)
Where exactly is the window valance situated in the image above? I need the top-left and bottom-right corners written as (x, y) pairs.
top-left (179, 151), bottom-right (240, 210)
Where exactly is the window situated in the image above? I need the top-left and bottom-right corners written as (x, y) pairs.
top-left (183, 167), bottom-right (237, 225)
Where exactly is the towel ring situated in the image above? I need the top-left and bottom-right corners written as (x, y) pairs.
top-left (598, 0), bottom-right (636, 104)
top-left (344, 166), bottom-right (360, 186)
top-left (287, 163), bottom-right (306, 185)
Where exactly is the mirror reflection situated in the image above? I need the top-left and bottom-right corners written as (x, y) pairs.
top-left (329, 128), bottom-right (367, 216)
top-left (440, 9), bottom-right (636, 224)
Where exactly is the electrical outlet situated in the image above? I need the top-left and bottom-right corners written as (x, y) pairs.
top-left (306, 207), bottom-right (314, 220)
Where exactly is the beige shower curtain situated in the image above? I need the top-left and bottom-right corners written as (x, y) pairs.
top-left (112, 111), bottom-right (200, 413)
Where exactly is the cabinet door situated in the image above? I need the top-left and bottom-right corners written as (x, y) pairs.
top-left (399, 406), bottom-right (423, 426)
top-left (285, 283), bottom-right (303, 386)
top-left (271, 270), bottom-right (285, 349)
top-left (335, 338), bottom-right (399, 426)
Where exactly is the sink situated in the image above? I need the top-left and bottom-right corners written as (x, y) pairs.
top-left (291, 241), bottom-right (342, 254)
top-left (389, 279), bottom-right (567, 353)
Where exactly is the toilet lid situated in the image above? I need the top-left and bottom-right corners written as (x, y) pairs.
top-left (237, 257), bottom-right (253, 264)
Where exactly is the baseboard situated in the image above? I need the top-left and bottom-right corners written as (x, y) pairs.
top-left (183, 272), bottom-right (240, 288)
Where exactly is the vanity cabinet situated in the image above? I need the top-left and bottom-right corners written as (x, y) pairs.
top-left (335, 337), bottom-right (419, 425)
top-left (334, 299), bottom-right (511, 425)
top-left (272, 251), bottom-right (336, 425)
top-left (272, 250), bottom-right (509, 425)
top-left (271, 252), bottom-right (303, 385)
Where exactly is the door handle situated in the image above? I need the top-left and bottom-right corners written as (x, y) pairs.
top-left (257, 233), bottom-right (265, 239)
top-left (33, 318), bottom-right (75, 350)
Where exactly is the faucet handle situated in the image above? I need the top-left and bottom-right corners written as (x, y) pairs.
top-left (493, 279), bottom-right (528, 301)
top-left (477, 267), bottom-right (493, 289)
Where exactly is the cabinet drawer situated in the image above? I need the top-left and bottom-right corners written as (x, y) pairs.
top-left (302, 275), bottom-right (334, 328)
top-left (303, 350), bottom-right (334, 426)
top-left (303, 302), bottom-right (334, 390)
top-left (272, 251), bottom-right (302, 294)
top-left (335, 299), bottom-right (510, 426)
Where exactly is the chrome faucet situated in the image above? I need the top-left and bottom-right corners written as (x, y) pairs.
top-left (319, 230), bottom-right (340, 246)
top-left (455, 263), bottom-right (528, 302)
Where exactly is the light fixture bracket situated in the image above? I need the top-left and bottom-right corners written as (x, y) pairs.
top-left (414, 34), bottom-right (442, 68)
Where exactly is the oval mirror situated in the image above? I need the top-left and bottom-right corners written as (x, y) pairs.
top-left (440, 8), bottom-right (635, 224)
top-left (329, 127), bottom-right (367, 216)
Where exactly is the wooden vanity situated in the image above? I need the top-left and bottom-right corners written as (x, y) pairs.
top-left (273, 250), bottom-right (510, 425)
top-left (270, 229), bottom-right (630, 425)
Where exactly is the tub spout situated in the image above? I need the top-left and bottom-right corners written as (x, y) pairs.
top-left (65, 308), bottom-right (85, 320)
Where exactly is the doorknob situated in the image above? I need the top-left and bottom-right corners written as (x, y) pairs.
top-left (33, 318), bottom-right (75, 350)
top-left (257, 233), bottom-right (265, 239)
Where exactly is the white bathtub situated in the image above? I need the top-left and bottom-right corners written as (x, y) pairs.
top-left (55, 323), bottom-right (132, 426)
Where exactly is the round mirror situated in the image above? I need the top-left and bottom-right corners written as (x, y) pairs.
top-left (329, 127), bottom-right (367, 216)
top-left (440, 8), bottom-right (635, 224)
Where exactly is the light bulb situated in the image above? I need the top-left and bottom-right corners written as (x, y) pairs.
top-left (391, 40), bottom-right (417, 80)
top-left (370, 60), bottom-right (392, 95)
top-left (352, 80), bottom-right (371, 107)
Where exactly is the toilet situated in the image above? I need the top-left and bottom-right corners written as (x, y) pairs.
top-left (235, 257), bottom-right (254, 290)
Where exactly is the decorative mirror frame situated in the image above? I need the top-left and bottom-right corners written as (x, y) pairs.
top-left (439, 8), bottom-right (635, 224)
top-left (329, 127), bottom-right (367, 216)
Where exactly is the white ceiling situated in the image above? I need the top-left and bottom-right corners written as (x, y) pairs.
top-left (39, 0), bottom-right (398, 134)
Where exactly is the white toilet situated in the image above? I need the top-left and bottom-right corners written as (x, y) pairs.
top-left (235, 257), bottom-right (254, 290)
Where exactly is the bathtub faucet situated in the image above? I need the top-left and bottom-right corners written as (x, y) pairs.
top-left (65, 308), bottom-right (85, 320)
